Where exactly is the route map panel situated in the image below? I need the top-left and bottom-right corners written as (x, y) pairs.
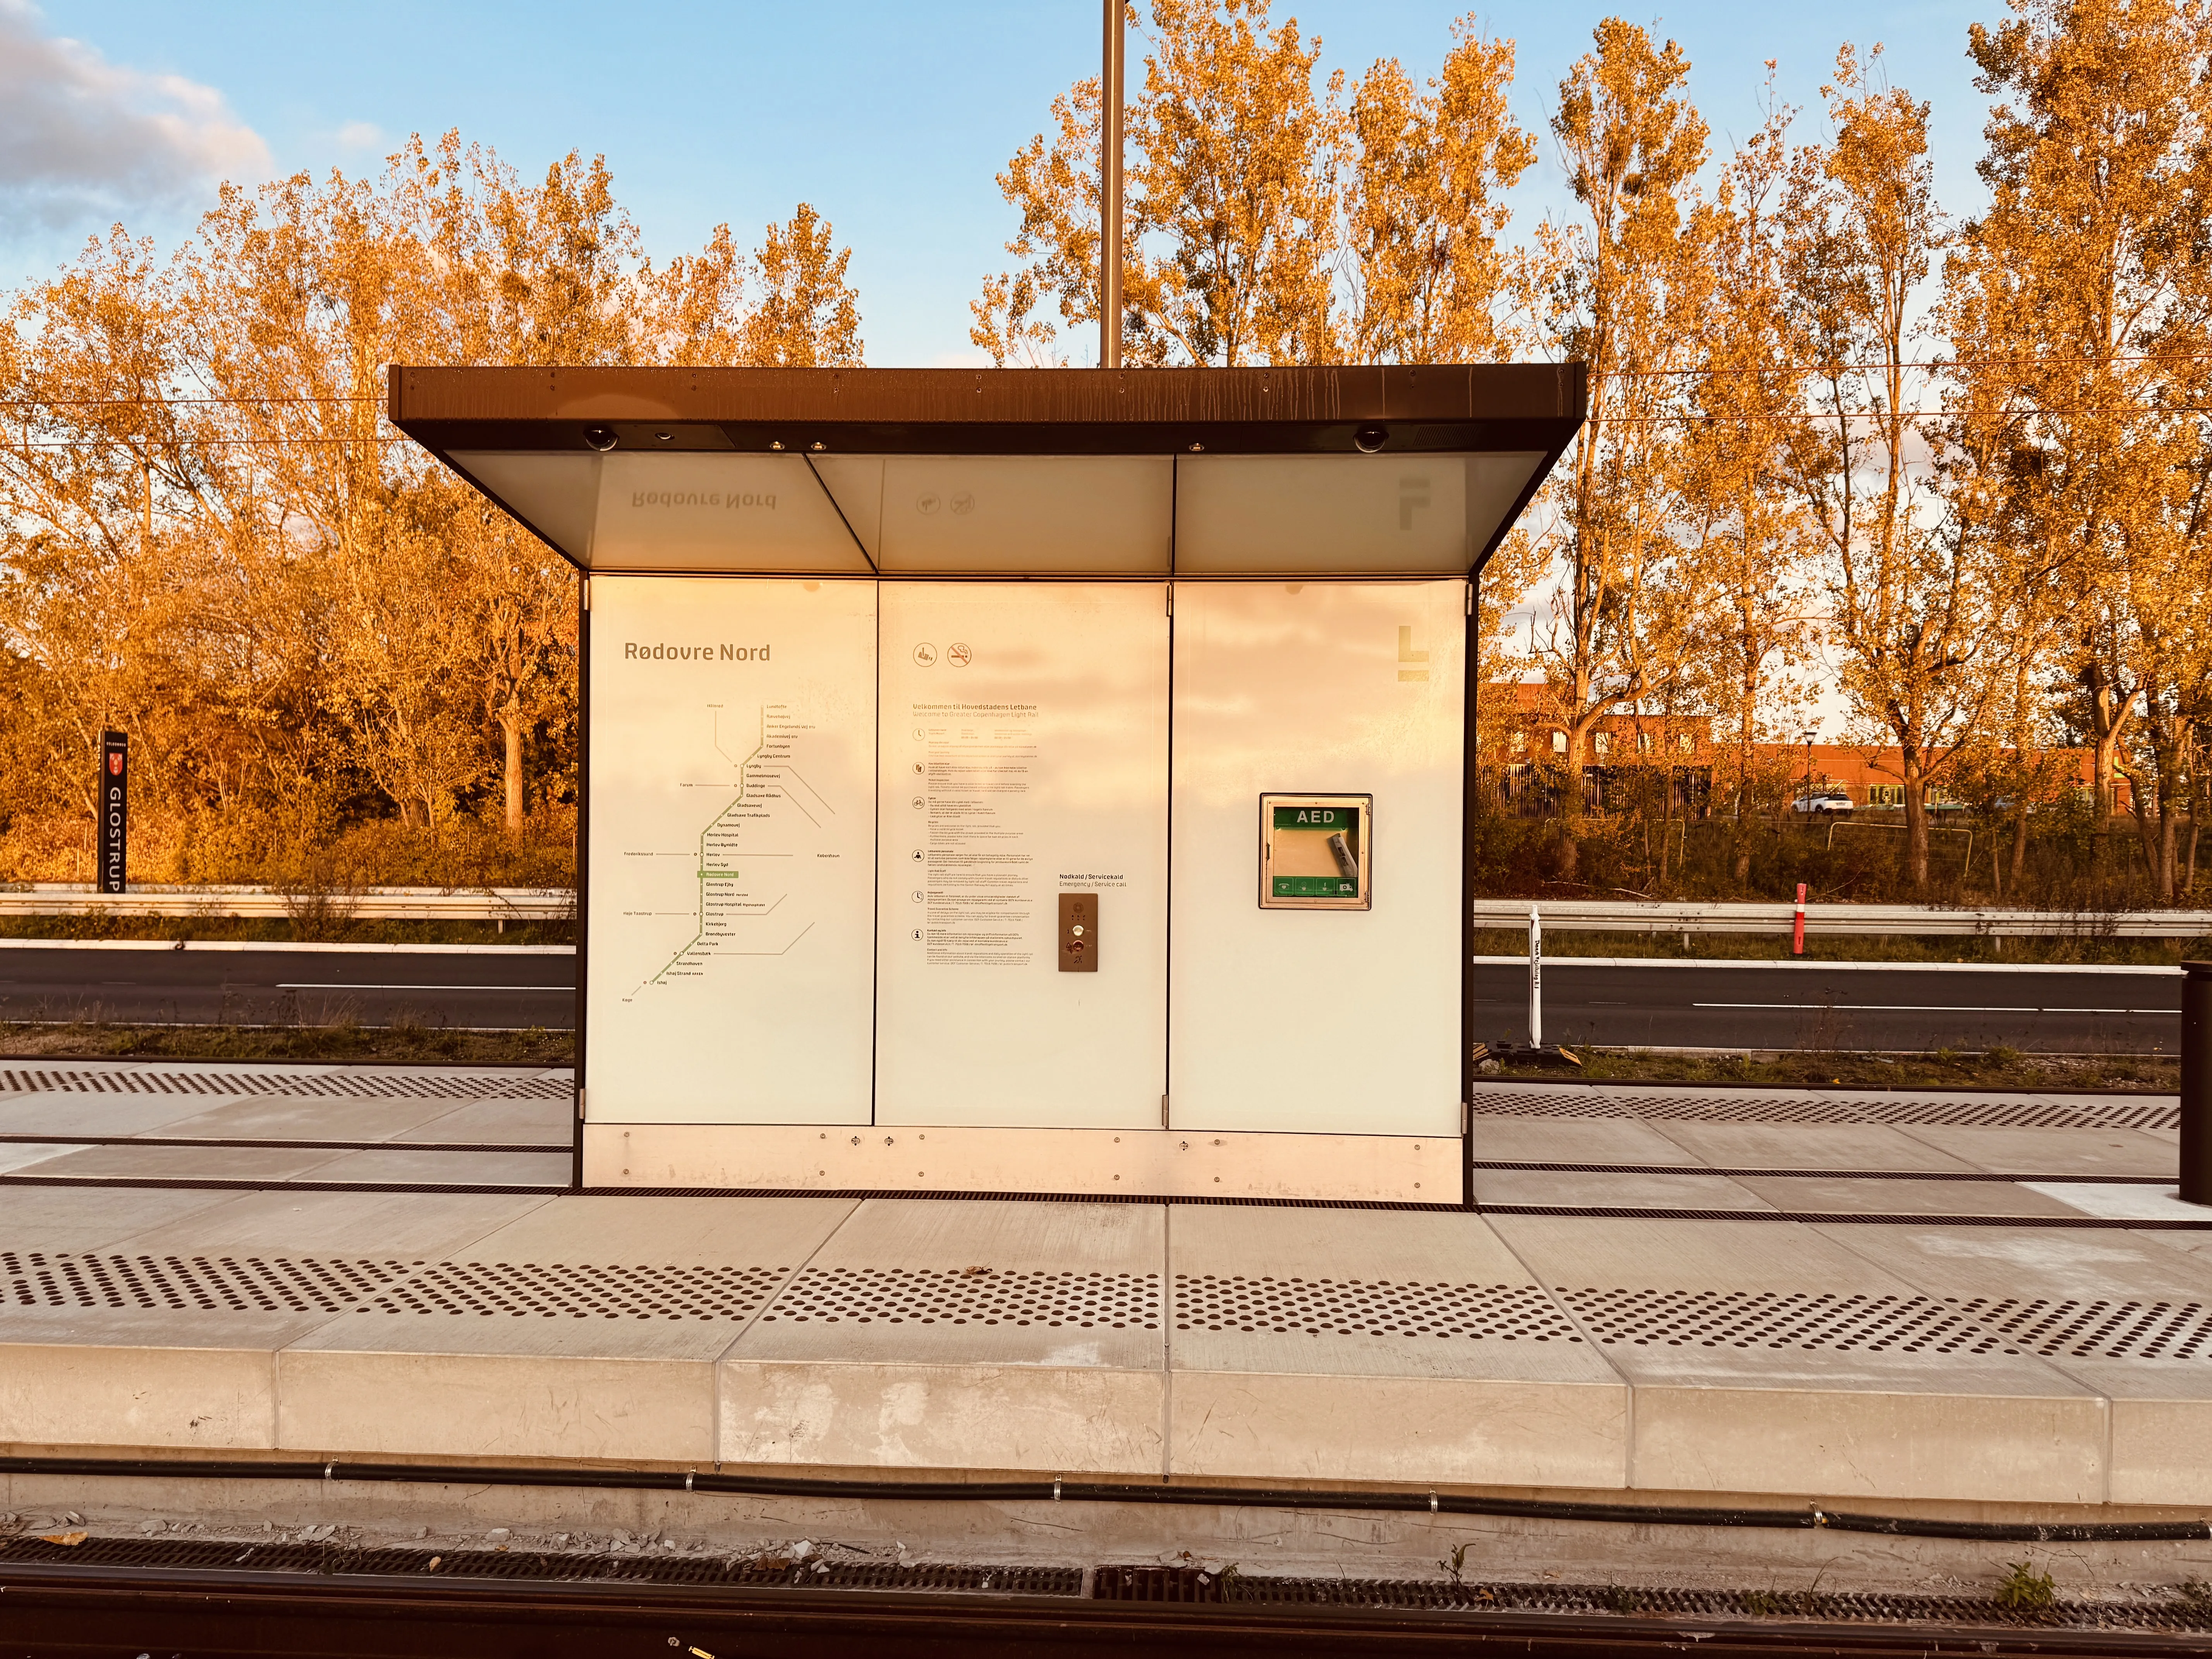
top-left (584, 576), bottom-right (876, 1123)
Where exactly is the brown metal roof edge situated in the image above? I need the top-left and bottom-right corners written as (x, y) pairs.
top-left (387, 362), bottom-right (1586, 429)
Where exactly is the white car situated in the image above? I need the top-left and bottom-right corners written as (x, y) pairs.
top-left (1789, 790), bottom-right (1854, 814)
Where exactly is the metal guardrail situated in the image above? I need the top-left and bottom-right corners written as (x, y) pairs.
top-left (5, 885), bottom-right (2202, 938)
top-left (1474, 899), bottom-right (2212, 938)
top-left (0, 884), bottom-right (573, 922)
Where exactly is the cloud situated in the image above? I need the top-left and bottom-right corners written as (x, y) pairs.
top-left (0, 0), bottom-right (269, 232)
top-left (334, 120), bottom-right (383, 153)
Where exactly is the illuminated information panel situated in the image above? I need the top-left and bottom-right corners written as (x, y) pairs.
top-left (874, 582), bottom-right (1169, 1128)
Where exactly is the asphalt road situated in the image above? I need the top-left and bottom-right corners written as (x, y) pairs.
top-left (1473, 958), bottom-right (2180, 1053)
top-left (0, 946), bottom-right (577, 1030)
top-left (0, 946), bottom-right (2182, 1051)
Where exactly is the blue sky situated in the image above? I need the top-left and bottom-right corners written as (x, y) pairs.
top-left (6, 0), bottom-right (1997, 367)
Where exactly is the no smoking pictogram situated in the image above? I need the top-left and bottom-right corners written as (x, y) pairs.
top-left (948, 642), bottom-right (972, 666)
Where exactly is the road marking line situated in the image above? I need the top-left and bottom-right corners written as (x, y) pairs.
top-left (1692, 1001), bottom-right (2173, 1015)
top-left (275, 983), bottom-right (570, 992)
top-left (1470, 956), bottom-right (2179, 975)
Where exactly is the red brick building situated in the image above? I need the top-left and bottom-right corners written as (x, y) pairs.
top-left (1483, 685), bottom-right (2127, 815)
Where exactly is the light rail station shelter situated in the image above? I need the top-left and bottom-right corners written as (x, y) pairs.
top-left (391, 366), bottom-right (1585, 1204)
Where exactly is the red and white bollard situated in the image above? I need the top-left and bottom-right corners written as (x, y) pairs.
top-left (1792, 882), bottom-right (1807, 956)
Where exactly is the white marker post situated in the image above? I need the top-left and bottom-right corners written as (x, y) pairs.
top-left (1528, 903), bottom-right (1543, 1050)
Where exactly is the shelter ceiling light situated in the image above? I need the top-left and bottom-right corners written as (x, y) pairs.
top-left (582, 427), bottom-right (617, 452)
top-left (1354, 426), bottom-right (1389, 454)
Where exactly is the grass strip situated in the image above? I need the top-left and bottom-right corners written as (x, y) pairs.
top-left (0, 1020), bottom-right (574, 1067)
top-left (1488, 1045), bottom-right (2175, 1092)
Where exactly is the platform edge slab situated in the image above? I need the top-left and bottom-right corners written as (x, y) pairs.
top-left (274, 1348), bottom-right (718, 1464)
top-left (1628, 1382), bottom-right (2109, 1504)
top-left (717, 1359), bottom-right (1165, 1476)
top-left (0, 1341), bottom-right (276, 1451)
top-left (1168, 1370), bottom-right (1629, 1489)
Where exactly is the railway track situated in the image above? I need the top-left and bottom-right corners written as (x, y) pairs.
top-left (5, 1542), bottom-right (2212, 1657)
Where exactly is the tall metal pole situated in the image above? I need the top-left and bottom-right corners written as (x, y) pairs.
top-left (1101, 0), bottom-right (1124, 369)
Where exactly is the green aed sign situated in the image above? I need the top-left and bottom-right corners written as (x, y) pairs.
top-left (1261, 799), bottom-right (1367, 904)
top-left (1271, 805), bottom-right (1356, 831)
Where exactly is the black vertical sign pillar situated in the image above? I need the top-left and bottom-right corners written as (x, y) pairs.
top-left (97, 730), bottom-right (128, 894)
top-left (2183, 960), bottom-right (2212, 1205)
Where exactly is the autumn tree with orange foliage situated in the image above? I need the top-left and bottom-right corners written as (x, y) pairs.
top-left (1521, 21), bottom-right (1713, 874)
top-left (973, 1), bottom-right (1532, 371)
top-left (0, 134), bottom-right (861, 881)
top-left (1948, 0), bottom-right (2212, 898)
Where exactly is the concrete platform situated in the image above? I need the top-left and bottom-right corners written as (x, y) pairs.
top-left (7, 1194), bottom-right (2212, 1506)
top-left (0, 1061), bottom-right (570, 1190)
top-left (3, 1066), bottom-right (2209, 1527)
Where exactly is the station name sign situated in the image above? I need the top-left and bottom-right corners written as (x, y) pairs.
top-left (623, 642), bottom-right (772, 661)
top-left (629, 489), bottom-right (777, 512)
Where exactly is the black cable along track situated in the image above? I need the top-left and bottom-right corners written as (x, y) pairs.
top-left (0, 1453), bottom-right (2202, 1544)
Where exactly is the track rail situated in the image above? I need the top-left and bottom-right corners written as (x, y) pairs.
top-left (2, 1559), bottom-right (2207, 1658)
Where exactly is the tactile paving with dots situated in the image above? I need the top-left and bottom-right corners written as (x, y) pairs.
top-left (1558, 1286), bottom-right (2212, 1360)
top-left (0, 1250), bottom-right (413, 1314)
top-left (1953, 1297), bottom-right (2212, 1359)
top-left (1558, 1287), bottom-right (2004, 1353)
top-left (1468, 1086), bottom-right (2177, 1130)
top-left (1172, 1275), bottom-right (1583, 1341)
top-left (0, 1066), bottom-right (571, 1101)
top-left (758, 1267), bottom-right (1161, 1330)
top-left (360, 1261), bottom-right (786, 1321)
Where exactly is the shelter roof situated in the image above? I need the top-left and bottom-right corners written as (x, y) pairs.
top-left (387, 364), bottom-right (1585, 580)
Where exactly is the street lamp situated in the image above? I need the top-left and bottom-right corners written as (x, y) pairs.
top-left (1101, 0), bottom-right (1124, 370)
top-left (1801, 728), bottom-right (1816, 808)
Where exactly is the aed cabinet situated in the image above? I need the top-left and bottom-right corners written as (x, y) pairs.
top-left (388, 364), bottom-right (1584, 1202)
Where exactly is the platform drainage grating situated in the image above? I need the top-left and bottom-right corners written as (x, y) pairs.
top-left (1088, 1565), bottom-right (2209, 1630)
top-left (0, 1068), bottom-right (569, 1101)
top-left (759, 1267), bottom-right (1161, 1330)
top-left (0, 1535), bottom-right (1082, 1595)
top-left (1172, 1276), bottom-right (1582, 1341)
top-left (1470, 1087), bottom-right (2179, 1130)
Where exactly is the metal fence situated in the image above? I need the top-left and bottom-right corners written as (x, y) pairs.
top-left (0, 884), bottom-right (573, 922)
top-left (7, 885), bottom-right (2202, 938)
top-left (1473, 899), bottom-right (2212, 938)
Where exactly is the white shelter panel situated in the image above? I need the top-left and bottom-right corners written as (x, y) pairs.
top-left (1173, 453), bottom-right (1544, 574)
top-left (813, 456), bottom-right (1174, 574)
top-left (1170, 580), bottom-right (1464, 1137)
top-left (589, 453), bottom-right (872, 572)
top-left (586, 576), bottom-right (877, 1123)
top-left (877, 582), bottom-right (1169, 1128)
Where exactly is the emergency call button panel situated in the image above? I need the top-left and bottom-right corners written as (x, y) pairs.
top-left (1258, 794), bottom-right (1371, 911)
top-left (1058, 891), bottom-right (1100, 971)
